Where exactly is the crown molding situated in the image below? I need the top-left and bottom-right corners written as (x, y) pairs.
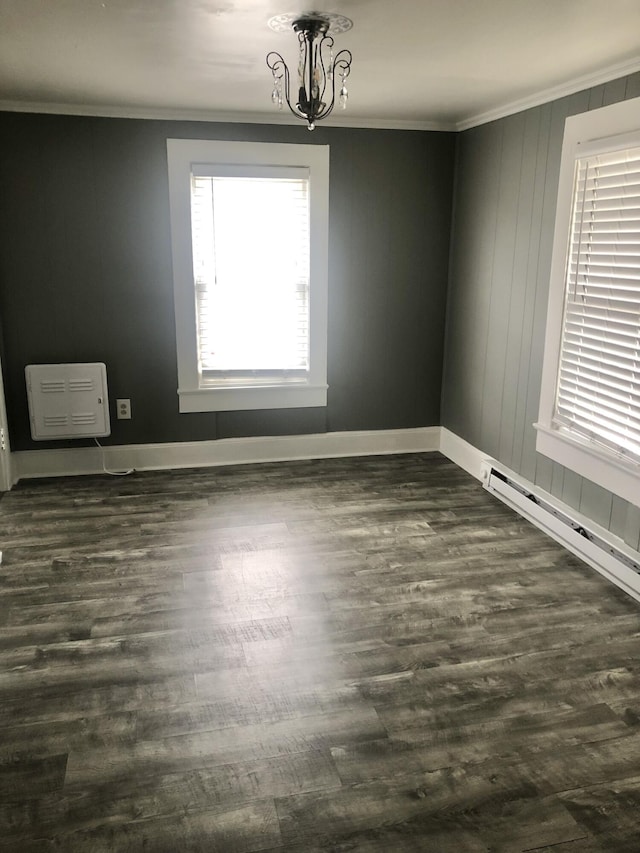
top-left (1, 54), bottom-right (639, 134)
top-left (0, 100), bottom-right (454, 132)
top-left (456, 55), bottom-right (640, 131)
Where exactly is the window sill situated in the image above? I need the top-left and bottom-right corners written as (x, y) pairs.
top-left (534, 422), bottom-right (640, 508)
top-left (178, 383), bottom-right (328, 413)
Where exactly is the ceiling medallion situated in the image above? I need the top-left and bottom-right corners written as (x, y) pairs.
top-left (266, 12), bottom-right (353, 130)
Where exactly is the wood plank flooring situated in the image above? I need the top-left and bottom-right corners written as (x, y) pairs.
top-left (1, 452), bottom-right (640, 851)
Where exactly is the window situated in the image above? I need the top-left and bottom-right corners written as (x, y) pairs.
top-left (536, 97), bottom-right (640, 507)
top-left (166, 140), bottom-right (329, 412)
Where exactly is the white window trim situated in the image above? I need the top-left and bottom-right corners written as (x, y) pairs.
top-left (535, 96), bottom-right (640, 508)
top-left (166, 139), bottom-right (329, 413)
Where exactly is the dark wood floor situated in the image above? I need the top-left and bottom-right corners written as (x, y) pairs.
top-left (1, 452), bottom-right (640, 851)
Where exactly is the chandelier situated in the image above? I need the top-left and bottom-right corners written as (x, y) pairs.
top-left (266, 12), bottom-right (353, 131)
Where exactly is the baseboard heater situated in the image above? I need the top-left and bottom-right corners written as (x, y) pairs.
top-left (481, 460), bottom-right (640, 604)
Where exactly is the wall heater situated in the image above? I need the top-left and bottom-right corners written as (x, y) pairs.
top-left (25, 363), bottom-right (111, 441)
top-left (481, 460), bottom-right (640, 604)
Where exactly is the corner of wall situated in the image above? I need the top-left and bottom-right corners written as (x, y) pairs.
top-left (439, 428), bottom-right (489, 481)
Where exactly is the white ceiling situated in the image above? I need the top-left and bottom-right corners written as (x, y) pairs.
top-left (1, 0), bottom-right (640, 131)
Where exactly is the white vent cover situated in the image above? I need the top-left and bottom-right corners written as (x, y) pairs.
top-left (25, 363), bottom-right (111, 440)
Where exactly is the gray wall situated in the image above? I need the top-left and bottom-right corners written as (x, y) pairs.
top-left (1, 75), bottom-right (639, 555)
top-left (0, 114), bottom-right (455, 451)
top-left (442, 72), bottom-right (640, 551)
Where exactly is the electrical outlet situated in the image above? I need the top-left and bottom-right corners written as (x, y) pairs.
top-left (116, 399), bottom-right (131, 420)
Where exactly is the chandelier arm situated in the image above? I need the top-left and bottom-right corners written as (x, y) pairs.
top-left (266, 50), bottom-right (294, 114)
top-left (281, 60), bottom-right (293, 114)
top-left (266, 50), bottom-right (285, 76)
top-left (315, 48), bottom-right (353, 122)
top-left (333, 48), bottom-right (353, 79)
top-left (315, 95), bottom-right (335, 123)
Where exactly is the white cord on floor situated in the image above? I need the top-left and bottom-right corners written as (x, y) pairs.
top-left (94, 438), bottom-right (135, 476)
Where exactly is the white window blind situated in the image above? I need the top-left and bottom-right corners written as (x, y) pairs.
top-left (190, 167), bottom-right (310, 382)
top-left (553, 143), bottom-right (640, 463)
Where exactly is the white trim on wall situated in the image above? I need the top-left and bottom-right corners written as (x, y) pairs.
top-left (166, 138), bottom-right (330, 414)
top-left (439, 428), bottom-right (488, 481)
top-left (456, 56), bottom-right (640, 131)
top-left (0, 355), bottom-right (12, 492)
top-left (535, 97), bottom-right (640, 509)
top-left (11, 427), bottom-right (440, 481)
top-left (2, 54), bottom-right (639, 133)
top-left (0, 101), bottom-right (454, 132)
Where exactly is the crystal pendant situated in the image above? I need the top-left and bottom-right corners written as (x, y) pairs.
top-left (339, 85), bottom-right (348, 109)
top-left (271, 71), bottom-right (283, 110)
top-left (308, 122), bottom-right (315, 131)
top-left (298, 42), bottom-right (305, 90)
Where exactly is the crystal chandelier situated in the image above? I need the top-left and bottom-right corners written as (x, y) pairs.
top-left (266, 12), bottom-right (353, 131)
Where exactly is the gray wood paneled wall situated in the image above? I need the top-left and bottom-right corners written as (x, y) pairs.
top-left (0, 116), bottom-right (454, 450)
top-left (442, 73), bottom-right (640, 551)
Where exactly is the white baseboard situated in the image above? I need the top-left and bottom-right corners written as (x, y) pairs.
top-left (11, 426), bottom-right (441, 481)
top-left (439, 428), bottom-right (489, 481)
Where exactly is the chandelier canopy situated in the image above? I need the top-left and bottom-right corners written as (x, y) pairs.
top-left (266, 12), bottom-right (353, 131)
